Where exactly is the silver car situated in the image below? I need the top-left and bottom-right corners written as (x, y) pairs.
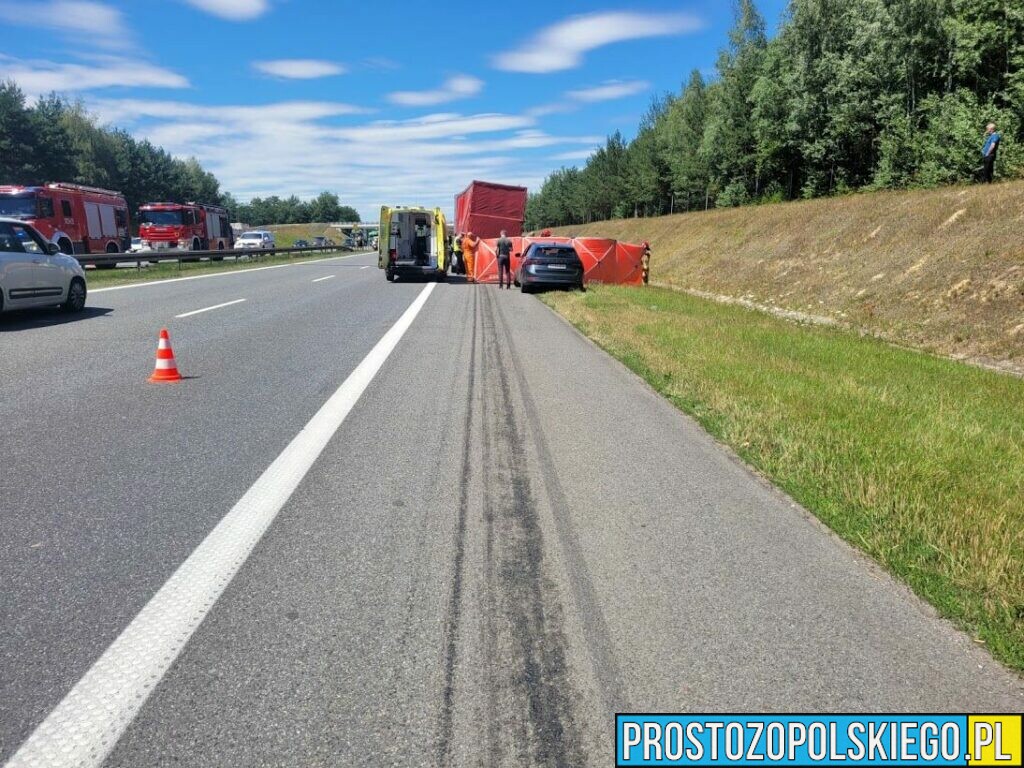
top-left (0, 217), bottom-right (87, 314)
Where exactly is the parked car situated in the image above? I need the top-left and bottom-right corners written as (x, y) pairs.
top-left (293, 239), bottom-right (310, 248)
top-left (233, 230), bottom-right (275, 250)
top-left (312, 236), bottom-right (329, 249)
top-left (0, 217), bottom-right (87, 314)
top-left (515, 242), bottom-right (585, 294)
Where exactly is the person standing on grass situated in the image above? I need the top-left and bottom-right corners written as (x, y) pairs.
top-left (982, 123), bottom-right (1001, 183)
top-left (641, 241), bottom-right (651, 285)
top-left (496, 230), bottom-right (513, 289)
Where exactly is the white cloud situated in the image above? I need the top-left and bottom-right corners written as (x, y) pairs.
top-left (493, 11), bottom-right (703, 73)
top-left (388, 75), bottom-right (484, 107)
top-left (1, 56), bottom-right (189, 98)
top-left (551, 149), bottom-right (597, 162)
top-left (181, 0), bottom-right (269, 20)
top-left (0, 0), bottom-right (130, 49)
top-left (252, 59), bottom-right (346, 79)
top-left (87, 98), bottom-right (597, 219)
top-left (526, 80), bottom-right (650, 119)
top-left (566, 79), bottom-right (650, 103)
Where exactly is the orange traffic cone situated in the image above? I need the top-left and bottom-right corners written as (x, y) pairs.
top-left (148, 328), bottom-right (183, 383)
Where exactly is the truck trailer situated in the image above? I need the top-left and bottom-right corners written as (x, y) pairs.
top-left (454, 180), bottom-right (528, 239)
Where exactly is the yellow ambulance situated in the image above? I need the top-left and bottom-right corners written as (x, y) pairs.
top-left (378, 206), bottom-right (448, 282)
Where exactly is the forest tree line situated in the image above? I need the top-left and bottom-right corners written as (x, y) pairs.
top-left (0, 82), bottom-right (360, 227)
top-left (525, 0), bottom-right (1024, 229)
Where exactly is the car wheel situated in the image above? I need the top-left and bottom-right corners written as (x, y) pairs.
top-left (61, 278), bottom-right (86, 313)
top-left (521, 284), bottom-right (532, 294)
top-left (386, 271), bottom-right (397, 282)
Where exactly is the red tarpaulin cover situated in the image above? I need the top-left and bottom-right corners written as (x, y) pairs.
top-left (471, 237), bottom-right (645, 286)
top-left (455, 181), bottom-right (528, 239)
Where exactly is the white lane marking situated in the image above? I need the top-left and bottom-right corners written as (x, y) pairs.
top-left (174, 298), bottom-right (246, 318)
top-left (7, 282), bottom-right (437, 768)
top-left (312, 275), bottom-right (335, 283)
top-left (360, 265), bottom-right (371, 270)
top-left (90, 252), bottom-right (370, 294)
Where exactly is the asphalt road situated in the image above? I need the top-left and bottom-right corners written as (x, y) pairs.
top-left (1, 252), bottom-right (1021, 767)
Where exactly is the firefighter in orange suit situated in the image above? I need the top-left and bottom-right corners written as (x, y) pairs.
top-left (462, 231), bottom-right (479, 283)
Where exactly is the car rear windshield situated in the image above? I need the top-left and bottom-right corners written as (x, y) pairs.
top-left (139, 210), bottom-right (184, 226)
top-left (0, 195), bottom-right (38, 218)
top-left (240, 232), bottom-right (262, 239)
top-left (530, 246), bottom-right (576, 259)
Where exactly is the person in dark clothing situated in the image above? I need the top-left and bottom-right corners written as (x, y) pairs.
top-left (982, 123), bottom-right (1001, 183)
top-left (496, 230), bottom-right (513, 289)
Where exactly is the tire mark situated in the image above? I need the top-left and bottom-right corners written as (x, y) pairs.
top-left (480, 287), bottom-right (585, 767)
top-left (492, 291), bottom-right (631, 718)
top-left (435, 288), bottom-right (478, 768)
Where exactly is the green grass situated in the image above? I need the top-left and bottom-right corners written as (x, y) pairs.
top-left (83, 250), bottom-right (362, 288)
top-left (544, 285), bottom-right (1024, 673)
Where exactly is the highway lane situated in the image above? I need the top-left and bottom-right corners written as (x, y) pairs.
top-left (0, 251), bottom-right (400, 759)
top-left (2, 264), bottom-right (1023, 766)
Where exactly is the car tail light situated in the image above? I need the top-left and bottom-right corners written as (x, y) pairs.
top-left (389, 248), bottom-right (396, 263)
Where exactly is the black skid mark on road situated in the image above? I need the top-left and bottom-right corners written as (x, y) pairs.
top-left (479, 288), bottom-right (584, 768)
top-left (435, 288), bottom-right (477, 768)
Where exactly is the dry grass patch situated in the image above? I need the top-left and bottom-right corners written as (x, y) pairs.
top-left (550, 180), bottom-right (1024, 371)
top-left (545, 285), bottom-right (1024, 672)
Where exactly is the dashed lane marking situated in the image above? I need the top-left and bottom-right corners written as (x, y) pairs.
top-left (174, 298), bottom-right (246, 318)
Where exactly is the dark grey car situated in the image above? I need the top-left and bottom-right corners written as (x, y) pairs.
top-left (515, 243), bottom-right (585, 293)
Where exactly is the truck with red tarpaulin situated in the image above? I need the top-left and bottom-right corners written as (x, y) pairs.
top-left (454, 181), bottom-right (528, 239)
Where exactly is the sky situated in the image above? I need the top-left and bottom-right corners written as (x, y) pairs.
top-left (0, 0), bottom-right (789, 221)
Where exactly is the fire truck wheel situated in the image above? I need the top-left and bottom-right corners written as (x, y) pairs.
top-left (57, 238), bottom-right (74, 255)
top-left (61, 278), bottom-right (87, 313)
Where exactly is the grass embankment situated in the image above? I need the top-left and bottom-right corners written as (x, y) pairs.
top-left (84, 250), bottom-right (358, 289)
top-left (544, 285), bottom-right (1024, 673)
top-left (550, 180), bottom-right (1024, 372)
top-left (264, 222), bottom-right (344, 247)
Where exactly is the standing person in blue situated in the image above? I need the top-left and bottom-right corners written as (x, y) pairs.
top-left (496, 230), bottom-right (513, 290)
top-left (982, 123), bottom-right (1001, 183)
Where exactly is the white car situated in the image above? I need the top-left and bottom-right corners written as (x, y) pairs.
top-left (233, 230), bottom-right (275, 250)
top-left (0, 217), bottom-right (87, 314)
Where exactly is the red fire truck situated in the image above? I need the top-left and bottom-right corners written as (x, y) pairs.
top-left (138, 202), bottom-right (234, 258)
top-left (0, 182), bottom-right (129, 256)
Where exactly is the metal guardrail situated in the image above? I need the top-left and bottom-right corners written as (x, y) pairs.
top-left (76, 244), bottom-right (362, 268)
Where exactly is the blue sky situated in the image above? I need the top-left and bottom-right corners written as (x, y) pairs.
top-left (0, 0), bottom-right (788, 220)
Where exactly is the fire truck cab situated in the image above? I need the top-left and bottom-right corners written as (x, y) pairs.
top-left (138, 202), bottom-right (234, 259)
top-left (0, 182), bottom-right (129, 257)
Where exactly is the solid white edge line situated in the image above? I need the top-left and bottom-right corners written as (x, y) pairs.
top-left (174, 298), bottom-right (246, 318)
top-left (311, 275), bottom-right (335, 283)
top-left (6, 282), bottom-right (437, 768)
top-left (90, 252), bottom-right (370, 294)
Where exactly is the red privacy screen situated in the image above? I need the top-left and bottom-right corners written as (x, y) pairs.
top-left (472, 237), bottom-right (646, 286)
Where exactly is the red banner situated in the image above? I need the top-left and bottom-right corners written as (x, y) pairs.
top-left (470, 237), bottom-right (644, 286)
